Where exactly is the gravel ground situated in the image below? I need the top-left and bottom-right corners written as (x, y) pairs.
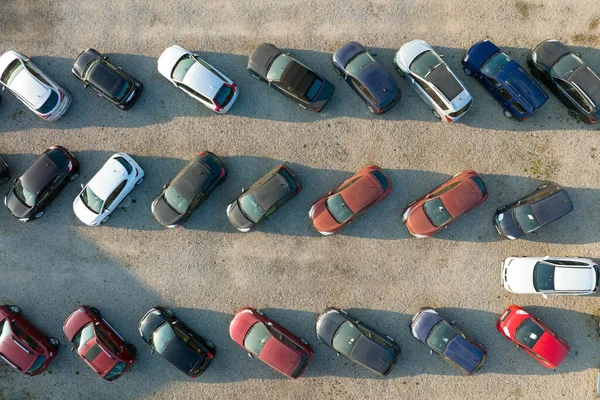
top-left (1, 1), bottom-right (600, 399)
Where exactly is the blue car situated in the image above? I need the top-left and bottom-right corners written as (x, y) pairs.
top-left (332, 42), bottom-right (401, 114)
top-left (410, 307), bottom-right (486, 375)
top-left (462, 40), bottom-right (548, 120)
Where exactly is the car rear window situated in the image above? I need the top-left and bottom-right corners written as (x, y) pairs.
top-left (214, 84), bottom-right (234, 107)
top-left (114, 157), bottom-right (133, 174)
top-left (290, 353), bottom-right (309, 378)
top-left (26, 355), bottom-right (46, 374)
top-left (470, 176), bottom-right (486, 195)
top-left (533, 262), bottom-right (555, 291)
top-left (370, 170), bottom-right (389, 191)
top-left (305, 78), bottom-right (323, 101)
top-left (513, 101), bottom-right (527, 114)
top-left (422, 197), bottom-right (452, 227)
top-left (37, 90), bottom-right (58, 114)
top-left (515, 319), bottom-right (544, 349)
top-left (448, 99), bottom-right (472, 118)
top-left (325, 194), bottom-right (354, 224)
top-left (105, 362), bottom-right (126, 381)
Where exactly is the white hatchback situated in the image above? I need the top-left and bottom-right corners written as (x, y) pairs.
top-left (502, 256), bottom-right (599, 297)
top-left (157, 45), bottom-right (239, 113)
top-left (73, 153), bottom-right (144, 226)
top-left (0, 50), bottom-right (71, 121)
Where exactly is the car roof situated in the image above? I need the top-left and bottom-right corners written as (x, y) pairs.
top-left (87, 61), bottom-right (130, 99)
top-left (251, 171), bottom-right (291, 210)
top-left (0, 322), bottom-right (36, 372)
top-left (356, 62), bottom-right (398, 104)
top-left (350, 334), bottom-right (393, 373)
top-left (279, 61), bottom-right (319, 99)
top-left (8, 62), bottom-right (52, 109)
top-left (160, 336), bottom-right (202, 374)
top-left (445, 334), bottom-right (485, 373)
top-left (495, 61), bottom-right (548, 111)
top-left (570, 66), bottom-right (600, 108)
top-left (20, 153), bottom-right (60, 194)
top-left (87, 158), bottom-right (128, 200)
top-left (259, 336), bottom-right (302, 375)
top-left (340, 174), bottom-right (382, 213)
top-left (440, 178), bottom-right (482, 216)
top-left (554, 266), bottom-right (595, 291)
top-left (181, 61), bottom-right (224, 99)
top-left (531, 190), bottom-right (572, 225)
top-left (427, 66), bottom-right (464, 100)
top-left (171, 161), bottom-right (213, 201)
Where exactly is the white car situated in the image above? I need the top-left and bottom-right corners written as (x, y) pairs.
top-left (73, 153), bottom-right (144, 226)
top-left (394, 40), bottom-right (472, 122)
top-left (157, 45), bottom-right (239, 113)
top-left (0, 50), bottom-right (71, 121)
top-left (502, 256), bottom-right (599, 297)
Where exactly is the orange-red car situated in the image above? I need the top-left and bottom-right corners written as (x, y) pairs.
top-left (309, 165), bottom-right (391, 235)
top-left (401, 170), bottom-right (487, 237)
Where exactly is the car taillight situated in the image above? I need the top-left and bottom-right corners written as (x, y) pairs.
top-left (40, 114), bottom-right (50, 119)
top-left (208, 352), bottom-right (214, 359)
top-left (219, 168), bottom-right (226, 178)
top-left (500, 309), bottom-right (511, 322)
top-left (226, 82), bottom-right (237, 92)
top-left (197, 151), bottom-right (207, 157)
top-left (445, 115), bottom-right (452, 123)
top-left (213, 100), bottom-right (223, 112)
top-left (58, 90), bottom-right (64, 101)
top-left (135, 168), bottom-right (139, 177)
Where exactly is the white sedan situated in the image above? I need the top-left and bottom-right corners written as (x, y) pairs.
top-left (0, 50), bottom-right (71, 121)
top-left (73, 153), bottom-right (144, 226)
top-left (502, 256), bottom-right (599, 297)
top-left (157, 45), bottom-right (238, 113)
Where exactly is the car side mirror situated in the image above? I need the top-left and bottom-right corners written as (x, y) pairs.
top-left (371, 53), bottom-right (377, 57)
top-left (439, 54), bottom-right (445, 58)
top-left (1, 86), bottom-right (5, 92)
top-left (429, 349), bottom-right (433, 356)
top-left (80, 183), bottom-right (84, 189)
top-left (450, 320), bottom-right (456, 325)
top-left (70, 346), bottom-right (75, 352)
top-left (336, 352), bottom-right (340, 357)
top-left (241, 187), bottom-right (245, 193)
top-left (103, 56), bottom-right (108, 60)
top-left (150, 348), bottom-right (155, 354)
top-left (542, 293), bottom-right (548, 299)
top-left (13, 178), bottom-right (17, 183)
top-left (266, 321), bottom-right (273, 326)
top-left (163, 184), bottom-right (168, 190)
top-left (83, 83), bottom-right (88, 88)
top-left (247, 352), bottom-right (253, 358)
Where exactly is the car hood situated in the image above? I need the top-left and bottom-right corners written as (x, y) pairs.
top-left (161, 339), bottom-right (203, 375)
top-left (333, 42), bottom-right (365, 68)
top-left (350, 335), bottom-right (394, 374)
top-left (532, 40), bottom-right (571, 69)
top-left (226, 200), bottom-right (254, 231)
top-left (151, 194), bottom-right (182, 227)
top-left (504, 258), bottom-right (536, 293)
top-left (496, 61), bottom-right (548, 111)
top-left (357, 62), bottom-right (399, 105)
top-left (73, 195), bottom-right (101, 226)
top-left (139, 310), bottom-right (166, 342)
top-left (397, 39), bottom-right (431, 68)
top-left (411, 309), bottom-right (442, 342)
top-left (445, 335), bottom-right (485, 373)
top-left (0, 332), bottom-right (37, 372)
top-left (311, 198), bottom-right (342, 233)
top-left (466, 40), bottom-right (500, 69)
top-left (248, 43), bottom-right (282, 79)
top-left (494, 209), bottom-right (523, 239)
top-left (5, 189), bottom-right (32, 218)
top-left (533, 331), bottom-right (569, 367)
top-left (404, 203), bottom-right (437, 236)
top-left (316, 310), bottom-right (345, 344)
top-left (260, 337), bottom-right (302, 376)
top-left (63, 309), bottom-right (93, 341)
top-left (555, 267), bottom-right (596, 291)
top-left (157, 45), bottom-right (188, 80)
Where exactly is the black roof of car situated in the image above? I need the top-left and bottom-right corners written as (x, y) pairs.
top-left (570, 66), bottom-right (600, 107)
top-left (171, 161), bottom-right (214, 201)
top-left (531, 189), bottom-right (573, 225)
top-left (87, 61), bottom-right (131, 100)
top-left (20, 152), bottom-right (62, 194)
top-left (427, 66), bottom-right (463, 100)
top-left (251, 168), bottom-right (294, 210)
top-left (279, 62), bottom-right (320, 100)
top-left (160, 334), bottom-right (204, 375)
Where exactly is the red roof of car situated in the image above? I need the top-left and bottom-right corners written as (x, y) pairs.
top-left (531, 330), bottom-right (569, 367)
top-left (80, 337), bottom-right (118, 376)
top-left (0, 325), bottom-right (36, 372)
top-left (259, 336), bottom-right (302, 376)
top-left (341, 174), bottom-right (383, 213)
top-left (439, 178), bottom-right (483, 216)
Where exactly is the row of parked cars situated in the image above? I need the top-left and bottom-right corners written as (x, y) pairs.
top-left (0, 149), bottom-right (576, 238)
top-left (0, 303), bottom-right (578, 381)
top-left (1, 39), bottom-right (599, 123)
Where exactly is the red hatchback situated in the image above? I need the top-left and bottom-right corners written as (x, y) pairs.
top-left (229, 307), bottom-right (313, 378)
top-left (63, 306), bottom-right (136, 381)
top-left (401, 170), bottom-right (487, 237)
top-left (309, 165), bottom-right (391, 235)
top-left (0, 305), bottom-right (59, 376)
top-left (496, 305), bottom-right (569, 369)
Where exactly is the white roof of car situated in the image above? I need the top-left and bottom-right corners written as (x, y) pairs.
top-left (505, 257), bottom-right (597, 293)
top-left (87, 157), bottom-right (128, 200)
top-left (0, 51), bottom-right (51, 108)
top-left (554, 267), bottom-right (596, 291)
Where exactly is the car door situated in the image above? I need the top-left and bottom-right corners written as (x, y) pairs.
top-left (177, 82), bottom-right (212, 109)
top-left (554, 79), bottom-right (590, 115)
top-left (103, 180), bottom-right (127, 214)
top-left (411, 75), bottom-right (436, 109)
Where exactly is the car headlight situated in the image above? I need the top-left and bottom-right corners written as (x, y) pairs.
top-left (237, 227), bottom-right (251, 233)
top-left (502, 326), bottom-right (511, 338)
top-left (506, 235), bottom-right (516, 240)
top-left (531, 52), bottom-right (537, 62)
top-left (319, 231), bottom-right (334, 236)
top-left (496, 213), bottom-right (504, 222)
top-left (411, 233), bottom-right (429, 238)
top-left (226, 203), bottom-right (234, 216)
top-left (166, 224), bottom-right (178, 229)
top-left (402, 207), bottom-right (411, 222)
top-left (308, 204), bottom-right (315, 219)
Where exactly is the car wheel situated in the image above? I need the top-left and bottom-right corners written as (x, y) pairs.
top-left (47, 337), bottom-right (60, 347)
top-left (126, 344), bottom-right (137, 355)
top-left (69, 172), bottom-right (79, 181)
top-left (396, 68), bottom-right (405, 78)
top-left (135, 177), bottom-right (144, 186)
top-left (101, 215), bottom-right (110, 224)
top-left (367, 105), bottom-right (376, 114)
top-left (205, 340), bottom-right (215, 349)
top-left (8, 305), bottom-right (21, 314)
top-left (503, 109), bottom-right (513, 118)
top-left (432, 109), bottom-right (441, 120)
top-left (164, 308), bottom-right (174, 316)
top-left (0, 176), bottom-right (8, 185)
top-left (463, 67), bottom-right (472, 76)
top-left (34, 210), bottom-right (45, 220)
top-left (89, 307), bottom-right (101, 317)
top-left (300, 338), bottom-right (309, 345)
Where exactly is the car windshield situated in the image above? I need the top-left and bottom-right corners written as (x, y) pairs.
top-left (515, 319), bottom-right (545, 349)
top-left (244, 323), bottom-right (271, 355)
top-left (37, 90), bottom-right (59, 114)
top-left (267, 53), bottom-right (293, 81)
top-left (409, 51), bottom-right (443, 78)
top-left (26, 355), bottom-right (46, 374)
top-left (13, 180), bottom-right (36, 207)
top-left (481, 52), bottom-right (511, 76)
top-left (426, 321), bottom-right (457, 353)
top-left (422, 197), bottom-right (452, 227)
top-left (105, 362), bottom-right (126, 381)
top-left (513, 205), bottom-right (540, 233)
top-left (72, 323), bottom-right (95, 353)
top-left (172, 55), bottom-right (195, 81)
top-left (551, 54), bottom-right (584, 79)
top-left (1, 59), bottom-right (24, 86)
top-left (151, 323), bottom-right (175, 354)
top-left (214, 84), bottom-right (234, 107)
top-left (163, 186), bottom-right (190, 215)
top-left (238, 193), bottom-right (265, 223)
top-left (80, 186), bottom-right (103, 214)
top-left (533, 262), bottom-right (555, 291)
top-left (346, 52), bottom-right (373, 76)
top-left (325, 194), bottom-right (354, 224)
top-left (332, 321), bottom-right (361, 355)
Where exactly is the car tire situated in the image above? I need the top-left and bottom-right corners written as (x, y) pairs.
top-left (126, 344), bottom-right (137, 355)
top-left (367, 105), bottom-right (376, 114)
top-left (89, 307), bottom-right (101, 317)
top-left (69, 172), bottom-right (79, 181)
top-left (205, 340), bottom-right (215, 349)
top-left (47, 337), bottom-right (60, 347)
top-left (8, 305), bottom-right (21, 314)
top-left (135, 177), bottom-right (144, 186)
top-left (34, 210), bottom-right (45, 220)
top-left (432, 109), bottom-right (441, 120)
top-left (396, 68), bottom-right (405, 78)
top-left (503, 110), bottom-right (513, 118)
top-left (463, 67), bottom-right (472, 76)
top-left (101, 215), bottom-right (110, 224)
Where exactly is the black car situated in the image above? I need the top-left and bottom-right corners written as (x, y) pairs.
top-left (5, 146), bottom-right (79, 221)
top-left (152, 152), bottom-right (227, 228)
top-left (248, 43), bottom-right (335, 112)
top-left (226, 164), bottom-right (301, 232)
top-left (493, 182), bottom-right (573, 240)
top-left (72, 48), bottom-right (143, 110)
top-left (528, 40), bottom-right (600, 124)
top-left (138, 307), bottom-right (215, 378)
top-left (410, 307), bottom-right (486, 375)
top-left (315, 308), bottom-right (400, 376)
top-left (332, 42), bottom-right (401, 113)
top-left (0, 156), bottom-right (9, 184)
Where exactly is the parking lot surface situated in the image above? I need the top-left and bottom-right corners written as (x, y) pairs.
top-left (1, 1), bottom-right (600, 399)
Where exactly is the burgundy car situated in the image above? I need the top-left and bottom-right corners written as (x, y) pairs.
top-left (63, 306), bottom-right (136, 381)
top-left (0, 305), bottom-right (59, 376)
top-left (309, 165), bottom-right (391, 235)
top-left (402, 170), bottom-right (487, 237)
top-left (229, 307), bottom-right (313, 378)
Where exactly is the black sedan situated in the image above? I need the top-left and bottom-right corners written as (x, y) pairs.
top-left (333, 42), bottom-right (401, 113)
top-left (5, 146), bottom-right (79, 221)
top-left (410, 307), bottom-right (486, 375)
top-left (72, 48), bottom-right (143, 110)
top-left (226, 164), bottom-right (301, 232)
top-left (138, 307), bottom-right (215, 378)
top-left (248, 43), bottom-right (335, 112)
top-left (316, 308), bottom-right (400, 376)
top-left (152, 152), bottom-right (227, 228)
top-left (0, 156), bottom-right (9, 184)
top-left (528, 40), bottom-right (600, 124)
top-left (494, 182), bottom-right (573, 240)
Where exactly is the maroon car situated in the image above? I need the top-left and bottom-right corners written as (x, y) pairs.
top-left (309, 165), bottom-right (391, 235)
top-left (63, 306), bottom-right (136, 381)
top-left (402, 170), bottom-right (487, 237)
top-left (0, 304), bottom-right (59, 376)
top-left (229, 307), bottom-right (313, 378)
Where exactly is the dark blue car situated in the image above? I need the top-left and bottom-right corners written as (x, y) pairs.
top-left (332, 42), bottom-right (401, 113)
top-left (462, 40), bottom-right (548, 120)
top-left (410, 308), bottom-right (486, 375)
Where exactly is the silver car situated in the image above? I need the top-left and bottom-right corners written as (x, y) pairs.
top-left (0, 50), bottom-right (71, 121)
top-left (395, 40), bottom-right (472, 122)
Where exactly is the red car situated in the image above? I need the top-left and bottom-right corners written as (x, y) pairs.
top-left (309, 165), bottom-right (391, 235)
top-left (0, 304), bottom-right (59, 376)
top-left (229, 307), bottom-right (313, 378)
top-left (401, 170), bottom-right (487, 237)
top-left (496, 305), bottom-right (569, 369)
top-left (63, 306), bottom-right (136, 381)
